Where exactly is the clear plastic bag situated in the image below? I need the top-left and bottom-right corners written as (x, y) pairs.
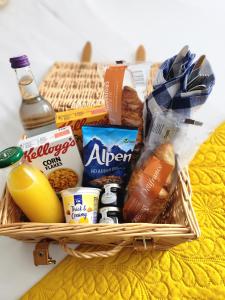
top-left (104, 62), bottom-right (153, 163)
top-left (123, 143), bottom-right (176, 223)
top-left (144, 103), bottom-right (203, 167)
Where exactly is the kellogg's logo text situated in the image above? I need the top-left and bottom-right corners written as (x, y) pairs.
top-left (24, 139), bottom-right (76, 163)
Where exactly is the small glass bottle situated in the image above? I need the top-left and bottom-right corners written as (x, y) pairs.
top-left (0, 146), bottom-right (64, 223)
top-left (9, 55), bottom-right (56, 137)
top-left (98, 183), bottom-right (123, 224)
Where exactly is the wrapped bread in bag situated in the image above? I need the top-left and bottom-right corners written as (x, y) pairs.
top-left (104, 62), bottom-right (152, 161)
top-left (123, 143), bottom-right (175, 223)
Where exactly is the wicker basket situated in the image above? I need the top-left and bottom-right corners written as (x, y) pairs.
top-left (0, 57), bottom-right (200, 264)
top-left (39, 61), bottom-right (159, 111)
top-left (0, 168), bottom-right (200, 261)
top-left (39, 62), bottom-right (106, 112)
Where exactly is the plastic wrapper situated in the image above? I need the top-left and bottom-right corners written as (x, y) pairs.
top-left (144, 103), bottom-right (203, 166)
top-left (143, 46), bottom-right (215, 167)
top-left (104, 62), bottom-right (152, 162)
top-left (123, 143), bottom-right (176, 223)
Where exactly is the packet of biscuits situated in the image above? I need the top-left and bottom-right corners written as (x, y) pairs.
top-left (104, 62), bottom-right (153, 161)
top-left (123, 143), bottom-right (176, 223)
top-left (18, 126), bottom-right (83, 192)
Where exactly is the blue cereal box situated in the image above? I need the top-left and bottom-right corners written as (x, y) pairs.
top-left (82, 126), bottom-right (138, 187)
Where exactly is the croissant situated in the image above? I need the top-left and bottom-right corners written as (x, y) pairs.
top-left (121, 86), bottom-right (144, 157)
top-left (123, 143), bottom-right (175, 223)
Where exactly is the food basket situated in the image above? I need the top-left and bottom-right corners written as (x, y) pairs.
top-left (0, 44), bottom-right (200, 265)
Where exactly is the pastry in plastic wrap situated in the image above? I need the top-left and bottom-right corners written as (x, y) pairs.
top-left (121, 86), bottom-right (144, 157)
top-left (104, 64), bottom-right (153, 163)
top-left (123, 143), bottom-right (175, 223)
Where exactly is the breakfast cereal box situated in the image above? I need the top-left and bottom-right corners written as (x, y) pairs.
top-left (18, 126), bottom-right (83, 192)
top-left (55, 106), bottom-right (108, 151)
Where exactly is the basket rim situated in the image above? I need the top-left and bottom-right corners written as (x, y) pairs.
top-left (0, 222), bottom-right (198, 239)
top-left (0, 222), bottom-right (191, 228)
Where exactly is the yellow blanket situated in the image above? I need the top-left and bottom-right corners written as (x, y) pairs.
top-left (21, 123), bottom-right (225, 300)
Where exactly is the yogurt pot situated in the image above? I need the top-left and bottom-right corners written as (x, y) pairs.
top-left (61, 187), bottom-right (101, 224)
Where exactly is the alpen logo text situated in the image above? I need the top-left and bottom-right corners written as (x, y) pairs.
top-left (85, 143), bottom-right (131, 167)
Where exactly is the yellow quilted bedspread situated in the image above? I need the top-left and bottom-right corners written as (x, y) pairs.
top-left (21, 123), bottom-right (225, 300)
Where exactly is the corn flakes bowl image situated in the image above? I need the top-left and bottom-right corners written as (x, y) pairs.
top-left (48, 168), bottom-right (78, 192)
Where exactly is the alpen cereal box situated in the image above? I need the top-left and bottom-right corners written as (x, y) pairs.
top-left (19, 126), bottom-right (83, 192)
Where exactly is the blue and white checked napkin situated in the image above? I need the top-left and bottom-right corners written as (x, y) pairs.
top-left (144, 46), bottom-right (215, 136)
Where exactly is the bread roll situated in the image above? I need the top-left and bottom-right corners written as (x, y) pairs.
top-left (123, 143), bottom-right (175, 223)
top-left (154, 143), bottom-right (175, 166)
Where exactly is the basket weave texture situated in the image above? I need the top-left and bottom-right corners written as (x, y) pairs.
top-left (0, 62), bottom-right (200, 258)
top-left (39, 63), bottom-right (105, 112)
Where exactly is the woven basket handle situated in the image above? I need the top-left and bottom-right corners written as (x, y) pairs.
top-left (59, 240), bottom-right (128, 259)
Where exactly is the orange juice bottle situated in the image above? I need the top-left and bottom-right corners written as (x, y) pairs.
top-left (0, 147), bottom-right (64, 223)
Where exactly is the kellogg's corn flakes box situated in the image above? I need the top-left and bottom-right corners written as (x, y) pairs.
top-left (19, 126), bottom-right (83, 192)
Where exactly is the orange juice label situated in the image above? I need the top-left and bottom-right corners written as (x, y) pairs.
top-left (142, 155), bottom-right (173, 199)
top-left (104, 65), bottom-right (126, 124)
top-left (56, 106), bottom-right (108, 151)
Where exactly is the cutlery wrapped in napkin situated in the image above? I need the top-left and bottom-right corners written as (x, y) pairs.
top-left (144, 46), bottom-right (215, 166)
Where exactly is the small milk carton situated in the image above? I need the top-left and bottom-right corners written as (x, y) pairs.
top-left (19, 126), bottom-right (83, 192)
